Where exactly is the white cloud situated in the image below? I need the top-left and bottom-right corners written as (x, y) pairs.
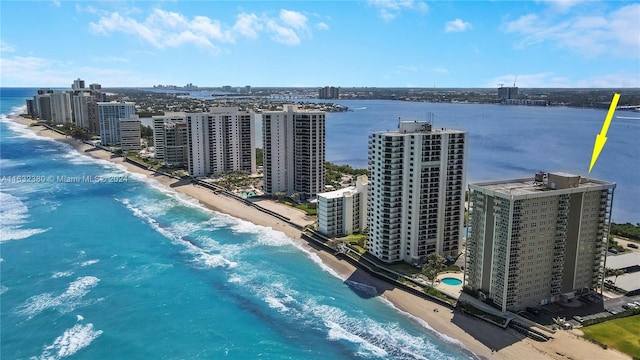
top-left (147, 8), bottom-right (188, 29)
top-left (89, 7), bottom-right (315, 49)
top-left (91, 12), bottom-right (161, 47)
top-left (368, 0), bottom-right (428, 21)
top-left (316, 22), bottom-right (329, 30)
top-left (503, 3), bottom-right (640, 59)
top-left (192, 16), bottom-right (234, 42)
top-left (233, 13), bottom-right (262, 39)
top-left (266, 20), bottom-right (301, 45)
top-left (0, 55), bottom-right (154, 87)
top-left (52, 0), bottom-right (60, 8)
top-left (444, 19), bottom-right (473, 33)
top-left (487, 72), bottom-right (640, 88)
top-left (279, 10), bottom-right (307, 30)
top-left (1, 40), bottom-right (15, 52)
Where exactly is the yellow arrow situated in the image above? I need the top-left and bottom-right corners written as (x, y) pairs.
top-left (589, 93), bottom-right (620, 173)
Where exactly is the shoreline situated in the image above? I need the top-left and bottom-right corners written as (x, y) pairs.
top-left (7, 115), bottom-right (632, 360)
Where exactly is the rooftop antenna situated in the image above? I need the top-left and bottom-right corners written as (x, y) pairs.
top-left (498, 83), bottom-right (504, 88)
top-left (513, 75), bottom-right (518, 87)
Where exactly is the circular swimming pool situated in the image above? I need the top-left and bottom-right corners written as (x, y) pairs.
top-left (441, 277), bottom-right (462, 286)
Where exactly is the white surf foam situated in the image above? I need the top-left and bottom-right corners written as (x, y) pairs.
top-left (0, 285), bottom-right (8, 295)
top-left (326, 320), bottom-right (388, 358)
top-left (0, 114), bottom-right (60, 144)
top-left (80, 260), bottom-right (100, 267)
top-left (52, 271), bottom-right (74, 279)
top-left (0, 192), bottom-right (50, 242)
top-left (119, 199), bottom-right (238, 269)
top-left (38, 322), bottom-right (103, 359)
top-left (0, 158), bottom-right (26, 169)
top-left (16, 276), bottom-right (100, 319)
top-left (229, 264), bottom-right (447, 360)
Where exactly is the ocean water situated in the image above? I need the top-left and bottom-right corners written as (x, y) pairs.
top-left (1, 89), bottom-right (474, 359)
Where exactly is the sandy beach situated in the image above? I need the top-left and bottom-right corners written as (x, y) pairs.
top-left (9, 116), bottom-right (631, 360)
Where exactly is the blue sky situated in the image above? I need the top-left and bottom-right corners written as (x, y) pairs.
top-left (1, 0), bottom-right (638, 88)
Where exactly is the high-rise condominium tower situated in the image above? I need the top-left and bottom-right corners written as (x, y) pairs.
top-left (98, 102), bottom-right (136, 146)
top-left (367, 120), bottom-right (467, 264)
top-left (262, 105), bottom-right (325, 201)
top-left (465, 172), bottom-right (615, 312)
top-left (153, 113), bottom-right (188, 167)
top-left (185, 107), bottom-right (255, 177)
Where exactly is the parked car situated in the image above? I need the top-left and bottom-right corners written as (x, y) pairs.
top-left (627, 243), bottom-right (639, 249)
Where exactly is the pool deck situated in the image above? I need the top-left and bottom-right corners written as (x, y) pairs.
top-left (434, 272), bottom-right (464, 299)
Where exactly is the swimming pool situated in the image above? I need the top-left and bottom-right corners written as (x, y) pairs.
top-left (441, 277), bottom-right (462, 286)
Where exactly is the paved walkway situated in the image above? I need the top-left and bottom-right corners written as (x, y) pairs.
top-left (434, 272), bottom-right (464, 299)
top-left (250, 198), bottom-right (316, 229)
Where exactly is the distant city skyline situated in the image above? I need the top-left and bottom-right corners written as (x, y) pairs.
top-left (1, 1), bottom-right (639, 88)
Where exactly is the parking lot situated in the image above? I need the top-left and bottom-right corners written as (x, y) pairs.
top-left (518, 292), bottom-right (640, 328)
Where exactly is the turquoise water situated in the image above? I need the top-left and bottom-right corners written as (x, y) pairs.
top-left (441, 278), bottom-right (463, 286)
top-left (1, 89), bottom-right (474, 359)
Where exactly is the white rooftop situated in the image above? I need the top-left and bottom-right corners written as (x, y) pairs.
top-left (318, 186), bottom-right (357, 199)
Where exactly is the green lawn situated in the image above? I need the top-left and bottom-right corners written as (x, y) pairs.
top-left (581, 315), bottom-right (640, 358)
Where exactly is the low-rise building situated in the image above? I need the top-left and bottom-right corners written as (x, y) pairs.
top-left (317, 175), bottom-right (368, 237)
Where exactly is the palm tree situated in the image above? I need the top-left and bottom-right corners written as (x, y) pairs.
top-left (423, 267), bottom-right (438, 286)
top-left (613, 269), bottom-right (625, 286)
top-left (427, 253), bottom-right (447, 271)
top-left (274, 191), bottom-right (286, 200)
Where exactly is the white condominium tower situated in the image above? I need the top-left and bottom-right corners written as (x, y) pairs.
top-left (262, 105), bottom-right (325, 201)
top-left (153, 113), bottom-right (188, 167)
top-left (49, 92), bottom-right (73, 124)
top-left (98, 102), bottom-right (136, 146)
top-left (317, 175), bottom-right (369, 237)
top-left (367, 120), bottom-right (467, 264)
top-left (185, 107), bottom-right (255, 177)
top-left (465, 172), bottom-right (615, 313)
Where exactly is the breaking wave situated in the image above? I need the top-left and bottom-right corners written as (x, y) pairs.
top-left (37, 321), bottom-right (103, 359)
top-left (16, 276), bottom-right (100, 319)
top-left (0, 192), bottom-right (50, 242)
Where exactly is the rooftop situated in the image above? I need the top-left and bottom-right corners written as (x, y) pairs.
top-left (318, 186), bottom-right (358, 200)
top-left (470, 172), bottom-right (615, 198)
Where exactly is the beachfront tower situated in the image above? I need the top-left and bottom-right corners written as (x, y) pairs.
top-left (98, 101), bottom-right (136, 146)
top-left (465, 172), bottom-right (615, 313)
top-left (72, 91), bottom-right (92, 128)
top-left (367, 120), bottom-right (467, 264)
top-left (153, 113), bottom-right (188, 167)
top-left (185, 107), bottom-right (255, 177)
top-left (119, 115), bottom-right (141, 152)
top-left (317, 175), bottom-right (369, 237)
top-left (262, 105), bottom-right (326, 201)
